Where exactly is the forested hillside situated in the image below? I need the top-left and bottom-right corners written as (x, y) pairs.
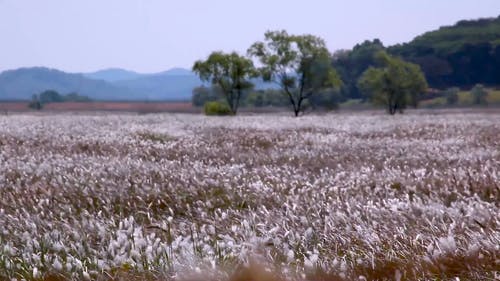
top-left (389, 16), bottom-right (500, 88)
top-left (333, 16), bottom-right (500, 101)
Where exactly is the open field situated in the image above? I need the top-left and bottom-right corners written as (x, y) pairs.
top-left (0, 111), bottom-right (499, 281)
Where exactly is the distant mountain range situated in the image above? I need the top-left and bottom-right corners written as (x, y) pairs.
top-left (83, 67), bottom-right (194, 82)
top-left (0, 66), bottom-right (274, 101)
top-left (83, 68), bottom-right (144, 82)
top-left (0, 67), bottom-right (205, 101)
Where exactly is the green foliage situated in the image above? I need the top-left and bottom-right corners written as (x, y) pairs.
top-left (401, 18), bottom-right (500, 55)
top-left (458, 91), bottom-right (474, 104)
top-left (204, 101), bottom-right (232, 116)
top-left (422, 87), bottom-right (499, 107)
top-left (471, 84), bottom-right (488, 105)
top-left (358, 51), bottom-right (428, 114)
top-left (193, 51), bottom-right (256, 115)
top-left (39, 89), bottom-right (64, 103)
top-left (308, 88), bottom-right (341, 110)
top-left (248, 30), bottom-right (342, 116)
top-left (333, 39), bottom-right (385, 100)
top-left (443, 87), bottom-right (460, 105)
top-left (243, 89), bottom-right (289, 107)
top-left (485, 89), bottom-right (500, 104)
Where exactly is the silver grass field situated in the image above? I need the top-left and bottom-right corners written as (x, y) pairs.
top-left (0, 111), bottom-right (498, 281)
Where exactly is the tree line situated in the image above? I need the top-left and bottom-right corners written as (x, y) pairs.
top-left (192, 16), bottom-right (500, 116)
top-left (192, 30), bottom-right (427, 116)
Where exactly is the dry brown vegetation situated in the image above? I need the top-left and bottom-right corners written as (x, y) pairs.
top-left (0, 111), bottom-right (498, 281)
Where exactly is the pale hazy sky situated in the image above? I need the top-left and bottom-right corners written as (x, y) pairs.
top-left (1, 0), bottom-right (499, 73)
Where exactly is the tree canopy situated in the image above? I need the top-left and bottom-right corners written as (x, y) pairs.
top-left (333, 39), bottom-right (385, 100)
top-left (192, 51), bottom-right (256, 115)
top-left (39, 90), bottom-right (64, 104)
top-left (248, 30), bottom-right (341, 116)
top-left (358, 51), bottom-right (428, 114)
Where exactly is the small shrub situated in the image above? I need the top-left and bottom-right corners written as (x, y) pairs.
top-left (204, 101), bottom-right (232, 116)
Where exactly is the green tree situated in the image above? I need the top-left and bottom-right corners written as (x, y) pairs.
top-left (470, 84), bottom-right (488, 105)
top-left (192, 51), bottom-right (256, 115)
top-left (248, 30), bottom-right (341, 117)
top-left (358, 51), bottom-right (428, 115)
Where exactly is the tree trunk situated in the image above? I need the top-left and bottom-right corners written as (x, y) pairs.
top-left (294, 96), bottom-right (304, 117)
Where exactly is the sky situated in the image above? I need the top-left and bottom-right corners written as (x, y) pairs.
top-left (1, 0), bottom-right (499, 73)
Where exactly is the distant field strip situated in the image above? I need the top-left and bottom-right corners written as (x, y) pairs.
top-left (0, 101), bottom-right (196, 113)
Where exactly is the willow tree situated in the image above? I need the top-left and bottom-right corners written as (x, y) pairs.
top-left (192, 51), bottom-right (255, 115)
top-left (248, 30), bottom-right (341, 117)
top-left (358, 51), bottom-right (427, 115)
